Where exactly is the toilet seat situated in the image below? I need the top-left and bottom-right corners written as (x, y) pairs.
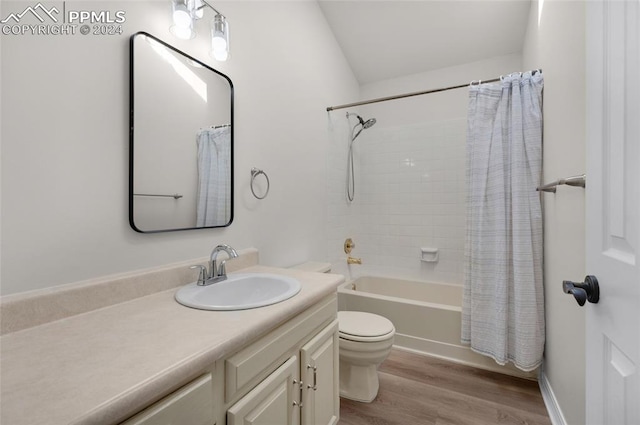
top-left (338, 311), bottom-right (395, 342)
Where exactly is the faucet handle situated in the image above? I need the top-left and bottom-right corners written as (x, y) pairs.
top-left (217, 256), bottom-right (236, 278)
top-left (190, 265), bottom-right (208, 286)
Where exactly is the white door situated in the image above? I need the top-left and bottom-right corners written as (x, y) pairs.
top-left (300, 320), bottom-right (339, 425)
top-left (586, 1), bottom-right (640, 424)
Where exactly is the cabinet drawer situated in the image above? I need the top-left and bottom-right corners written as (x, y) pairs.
top-left (121, 373), bottom-right (214, 425)
top-left (225, 295), bottom-right (336, 401)
top-left (227, 355), bottom-right (299, 425)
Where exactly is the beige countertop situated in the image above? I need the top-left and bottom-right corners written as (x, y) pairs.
top-left (0, 265), bottom-right (344, 425)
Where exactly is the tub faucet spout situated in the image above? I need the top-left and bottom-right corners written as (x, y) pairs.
top-left (208, 244), bottom-right (239, 283)
top-left (347, 256), bottom-right (362, 265)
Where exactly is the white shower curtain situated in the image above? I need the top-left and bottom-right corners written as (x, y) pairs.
top-left (196, 126), bottom-right (231, 227)
top-left (462, 71), bottom-right (544, 372)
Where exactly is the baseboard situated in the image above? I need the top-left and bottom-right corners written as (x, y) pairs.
top-left (538, 367), bottom-right (568, 425)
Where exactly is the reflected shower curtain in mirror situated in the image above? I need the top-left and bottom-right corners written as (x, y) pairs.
top-left (196, 126), bottom-right (231, 226)
top-left (462, 71), bottom-right (544, 372)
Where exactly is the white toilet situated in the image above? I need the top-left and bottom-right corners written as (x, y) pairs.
top-left (337, 310), bottom-right (395, 402)
top-left (291, 262), bottom-right (396, 403)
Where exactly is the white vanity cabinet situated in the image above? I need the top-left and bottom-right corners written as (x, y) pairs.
top-left (221, 295), bottom-right (339, 425)
top-left (120, 294), bottom-right (339, 425)
top-left (227, 320), bottom-right (339, 425)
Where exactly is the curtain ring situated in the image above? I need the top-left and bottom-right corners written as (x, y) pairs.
top-left (250, 168), bottom-right (270, 199)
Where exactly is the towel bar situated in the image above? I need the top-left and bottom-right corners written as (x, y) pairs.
top-left (133, 193), bottom-right (183, 199)
top-left (250, 168), bottom-right (270, 199)
top-left (537, 174), bottom-right (585, 193)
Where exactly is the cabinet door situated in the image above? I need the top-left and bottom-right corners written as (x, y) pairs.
top-left (300, 321), bottom-right (339, 425)
top-left (120, 374), bottom-right (213, 425)
top-left (227, 356), bottom-right (300, 425)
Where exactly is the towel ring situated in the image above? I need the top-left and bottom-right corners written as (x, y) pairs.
top-left (250, 168), bottom-right (270, 200)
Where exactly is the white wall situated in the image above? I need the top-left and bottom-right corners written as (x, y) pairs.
top-left (522, 1), bottom-right (586, 424)
top-left (327, 54), bottom-right (522, 282)
top-left (0, 0), bottom-right (359, 295)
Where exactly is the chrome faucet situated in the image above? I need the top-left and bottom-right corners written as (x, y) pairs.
top-left (189, 244), bottom-right (239, 286)
top-left (208, 244), bottom-right (239, 284)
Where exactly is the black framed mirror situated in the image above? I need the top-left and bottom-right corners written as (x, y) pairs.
top-left (129, 32), bottom-right (233, 233)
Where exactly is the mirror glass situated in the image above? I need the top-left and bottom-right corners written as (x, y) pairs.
top-left (129, 32), bottom-right (233, 233)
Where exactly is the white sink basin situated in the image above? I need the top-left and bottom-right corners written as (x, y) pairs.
top-left (175, 273), bottom-right (301, 311)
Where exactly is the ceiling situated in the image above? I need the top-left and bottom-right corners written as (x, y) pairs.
top-left (317, 0), bottom-right (532, 84)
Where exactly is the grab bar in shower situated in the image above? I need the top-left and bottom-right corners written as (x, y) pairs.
top-left (536, 174), bottom-right (586, 193)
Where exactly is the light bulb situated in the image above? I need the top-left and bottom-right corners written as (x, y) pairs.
top-left (212, 49), bottom-right (228, 61)
top-left (212, 34), bottom-right (227, 51)
top-left (172, 0), bottom-right (192, 28)
top-left (170, 23), bottom-right (194, 40)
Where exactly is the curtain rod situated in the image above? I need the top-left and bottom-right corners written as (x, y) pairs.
top-left (326, 78), bottom-right (501, 111)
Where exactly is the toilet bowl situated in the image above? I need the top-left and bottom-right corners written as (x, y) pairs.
top-left (338, 310), bottom-right (395, 402)
top-left (290, 262), bottom-right (396, 403)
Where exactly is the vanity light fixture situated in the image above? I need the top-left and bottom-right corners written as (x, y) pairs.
top-left (210, 13), bottom-right (229, 61)
top-left (169, 0), bottom-right (230, 61)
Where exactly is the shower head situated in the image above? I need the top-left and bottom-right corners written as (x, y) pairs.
top-left (362, 118), bottom-right (376, 129)
top-left (348, 112), bottom-right (376, 128)
top-left (347, 112), bottom-right (377, 139)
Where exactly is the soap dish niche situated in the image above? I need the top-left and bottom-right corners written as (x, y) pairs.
top-left (421, 247), bottom-right (439, 263)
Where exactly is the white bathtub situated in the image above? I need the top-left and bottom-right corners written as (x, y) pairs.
top-left (337, 276), bottom-right (537, 379)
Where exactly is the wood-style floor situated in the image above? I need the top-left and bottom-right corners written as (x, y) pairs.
top-left (339, 349), bottom-right (552, 425)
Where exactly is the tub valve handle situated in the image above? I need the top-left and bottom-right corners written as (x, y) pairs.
top-left (344, 238), bottom-right (355, 254)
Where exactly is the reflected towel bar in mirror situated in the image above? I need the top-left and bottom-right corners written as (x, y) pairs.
top-left (133, 193), bottom-right (183, 199)
top-left (536, 174), bottom-right (586, 193)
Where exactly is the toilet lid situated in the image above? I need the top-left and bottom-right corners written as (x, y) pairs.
top-left (338, 311), bottom-right (395, 338)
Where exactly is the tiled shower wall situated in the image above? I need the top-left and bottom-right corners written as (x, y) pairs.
top-left (327, 117), bottom-right (467, 285)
